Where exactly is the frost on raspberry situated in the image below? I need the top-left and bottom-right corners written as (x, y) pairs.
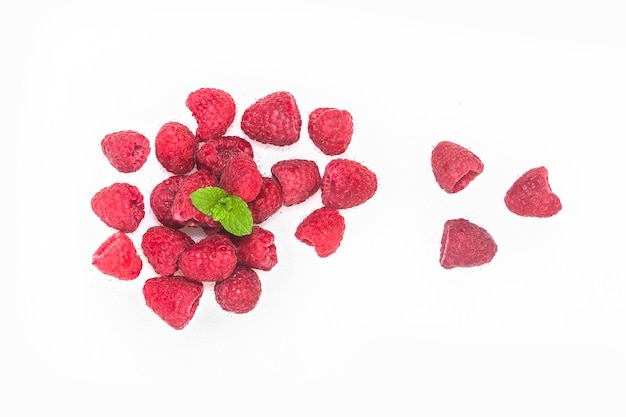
top-left (214, 266), bottom-right (262, 314)
top-left (91, 182), bottom-right (145, 233)
top-left (431, 141), bottom-right (484, 193)
top-left (295, 207), bottom-right (345, 258)
top-left (504, 166), bottom-right (562, 218)
top-left (143, 275), bottom-right (204, 330)
top-left (101, 130), bottom-right (150, 173)
top-left (439, 218), bottom-right (497, 269)
top-left (92, 231), bottom-right (142, 280)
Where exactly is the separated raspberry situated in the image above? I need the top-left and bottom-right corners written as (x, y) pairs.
top-left (295, 207), bottom-right (345, 258)
top-left (233, 226), bottom-right (278, 271)
top-left (143, 276), bottom-right (204, 330)
top-left (150, 175), bottom-right (187, 229)
top-left (171, 170), bottom-right (220, 226)
top-left (248, 177), bottom-right (283, 224)
top-left (440, 218), bottom-right (497, 269)
top-left (196, 136), bottom-right (254, 178)
top-left (155, 122), bottom-right (198, 174)
top-left (141, 226), bottom-right (195, 277)
top-left (308, 108), bottom-right (353, 155)
top-left (91, 182), bottom-right (145, 232)
top-left (92, 232), bottom-right (142, 280)
top-left (178, 234), bottom-right (237, 282)
top-left (431, 141), bottom-right (484, 193)
top-left (270, 159), bottom-right (321, 206)
top-left (504, 166), bottom-right (562, 218)
top-left (214, 267), bottom-right (262, 314)
top-left (321, 159), bottom-right (377, 209)
top-left (186, 88), bottom-right (236, 140)
top-left (219, 154), bottom-right (263, 202)
top-left (241, 91), bottom-right (301, 146)
top-left (101, 130), bottom-right (150, 173)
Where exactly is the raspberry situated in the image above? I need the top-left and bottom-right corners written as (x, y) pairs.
top-left (214, 266), bottom-right (262, 314)
top-left (295, 207), bottom-right (345, 258)
top-left (219, 154), bottom-right (263, 203)
top-left (241, 91), bottom-right (302, 146)
top-left (431, 141), bottom-right (484, 193)
top-left (504, 166), bottom-right (562, 218)
top-left (439, 218), bottom-right (497, 269)
top-left (178, 234), bottom-right (237, 282)
top-left (248, 177), bottom-right (283, 224)
top-left (155, 121), bottom-right (198, 174)
top-left (92, 232), bottom-right (142, 280)
top-left (149, 175), bottom-right (187, 229)
top-left (270, 159), bottom-right (321, 206)
top-left (185, 88), bottom-right (236, 140)
top-left (233, 226), bottom-right (278, 271)
top-left (91, 182), bottom-right (145, 232)
top-left (308, 108), bottom-right (353, 155)
top-left (143, 276), bottom-right (204, 330)
top-left (141, 226), bottom-right (195, 277)
top-left (171, 170), bottom-right (220, 226)
top-left (100, 130), bottom-right (150, 173)
top-left (321, 159), bottom-right (377, 209)
top-left (196, 136), bottom-right (254, 178)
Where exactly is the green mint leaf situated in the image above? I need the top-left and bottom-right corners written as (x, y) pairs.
top-left (190, 187), bottom-right (229, 216)
top-left (212, 195), bottom-right (253, 237)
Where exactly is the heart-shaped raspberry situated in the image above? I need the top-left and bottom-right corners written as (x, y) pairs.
top-left (504, 166), bottom-right (562, 218)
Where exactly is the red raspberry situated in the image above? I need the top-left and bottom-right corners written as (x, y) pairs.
top-left (241, 91), bottom-right (302, 146)
top-left (270, 159), bottom-right (321, 206)
top-left (307, 108), bottom-right (353, 155)
top-left (91, 182), bottom-right (145, 232)
top-left (178, 234), bottom-right (237, 282)
top-left (185, 88), bottom-right (236, 140)
top-left (196, 136), bottom-right (254, 178)
top-left (504, 166), bottom-right (562, 218)
top-left (248, 177), bottom-right (283, 224)
top-left (431, 141), bottom-right (484, 193)
top-left (321, 159), bottom-right (377, 209)
top-left (295, 207), bottom-right (345, 258)
top-left (141, 226), bottom-right (195, 277)
top-left (232, 226), bottom-right (278, 271)
top-left (92, 232), bottom-right (142, 280)
top-left (440, 218), bottom-right (497, 269)
top-left (219, 154), bottom-right (263, 203)
top-left (214, 266), bottom-right (262, 314)
top-left (149, 175), bottom-right (187, 229)
top-left (101, 130), bottom-right (150, 173)
top-left (155, 121), bottom-right (198, 174)
top-left (171, 170), bottom-right (220, 226)
top-left (143, 275), bottom-right (204, 330)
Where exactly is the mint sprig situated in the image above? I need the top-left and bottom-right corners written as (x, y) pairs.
top-left (190, 187), bottom-right (253, 236)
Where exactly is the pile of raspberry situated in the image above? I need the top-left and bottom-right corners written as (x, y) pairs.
top-left (431, 141), bottom-right (562, 269)
top-left (91, 88), bottom-right (377, 330)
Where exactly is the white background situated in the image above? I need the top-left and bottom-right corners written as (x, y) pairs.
top-left (3, 1), bottom-right (625, 415)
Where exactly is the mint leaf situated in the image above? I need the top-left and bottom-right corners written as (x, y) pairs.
top-left (212, 195), bottom-right (253, 237)
top-left (190, 187), bottom-right (228, 216)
